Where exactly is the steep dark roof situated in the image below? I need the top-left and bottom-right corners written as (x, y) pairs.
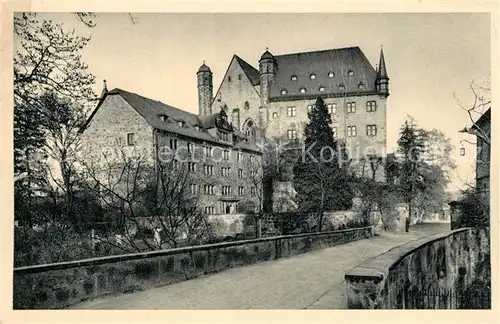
top-left (377, 48), bottom-right (388, 79)
top-left (82, 88), bottom-right (261, 153)
top-left (472, 108), bottom-right (491, 129)
top-left (269, 46), bottom-right (377, 99)
top-left (197, 62), bottom-right (211, 73)
top-left (235, 55), bottom-right (260, 86)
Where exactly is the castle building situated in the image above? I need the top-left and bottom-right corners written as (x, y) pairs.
top-left (80, 83), bottom-right (262, 216)
top-left (198, 46), bottom-right (390, 179)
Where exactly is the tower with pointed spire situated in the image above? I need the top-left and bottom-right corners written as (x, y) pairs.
top-left (376, 47), bottom-right (389, 97)
top-left (197, 61), bottom-right (213, 115)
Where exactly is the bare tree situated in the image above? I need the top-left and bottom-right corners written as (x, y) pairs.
top-left (82, 145), bottom-right (211, 252)
top-left (455, 80), bottom-right (491, 145)
top-left (14, 13), bottom-right (97, 115)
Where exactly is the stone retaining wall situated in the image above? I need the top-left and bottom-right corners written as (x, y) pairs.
top-left (344, 227), bottom-right (490, 309)
top-left (14, 226), bottom-right (374, 309)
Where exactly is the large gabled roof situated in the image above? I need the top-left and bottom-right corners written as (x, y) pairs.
top-left (234, 55), bottom-right (260, 86)
top-left (269, 46), bottom-right (378, 99)
top-left (81, 88), bottom-right (262, 153)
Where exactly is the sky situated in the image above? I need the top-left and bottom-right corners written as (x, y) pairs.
top-left (35, 12), bottom-right (491, 191)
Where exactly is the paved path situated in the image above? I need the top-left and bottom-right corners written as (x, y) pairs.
top-left (72, 223), bottom-right (450, 309)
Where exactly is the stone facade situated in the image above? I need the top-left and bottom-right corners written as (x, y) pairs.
top-left (81, 88), bottom-right (262, 216)
top-left (14, 226), bottom-right (373, 309)
top-left (474, 109), bottom-right (490, 209)
top-left (201, 46), bottom-right (390, 181)
top-left (344, 227), bottom-right (490, 309)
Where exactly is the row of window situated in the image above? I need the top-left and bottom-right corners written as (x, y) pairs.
top-left (286, 125), bottom-right (378, 140)
top-left (280, 101), bottom-right (377, 118)
top-left (280, 81), bottom-right (363, 95)
top-left (201, 184), bottom-right (257, 197)
top-left (290, 70), bottom-right (354, 82)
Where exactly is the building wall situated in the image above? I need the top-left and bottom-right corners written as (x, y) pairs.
top-left (81, 95), bottom-right (155, 171)
top-left (475, 119), bottom-right (490, 207)
top-left (211, 58), bottom-right (261, 131)
top-left (267, 94), bottom-right (387, 157)
top-left (156, 130), bottom-right (262, 215)
top-left (82, 94), bottom-right (262, 215)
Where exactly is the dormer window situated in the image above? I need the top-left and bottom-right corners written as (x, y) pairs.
top-left (158, 114), bottom-right (168, 122)
top-left (178, 121), bottom-right (184, 127)
top-left (300, 87), bottom-right (307, 93)
top-left (339, 84), bottom-right (345, 91)
top-left (244, 101), bottom-right (250, 110)
top-left (319, 86), bottom-right (326, 92)
top-left (291, 75), bottom-right (297, 81)
top-left (281, 89), bottom-right (288, 95)
top-left (309, 74), bottom-right (316, 80)
top-left (348, 70), bottom-right (354, 76)
top-left (358, 82), bottom-right (364, 90)
top-left (195, 125), bottom-right (201, 131)
top-left (328, 71), bottom-right (334, 78)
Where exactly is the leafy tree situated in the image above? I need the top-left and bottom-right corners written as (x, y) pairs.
top-left (293, 97), bottom-right (353, 231)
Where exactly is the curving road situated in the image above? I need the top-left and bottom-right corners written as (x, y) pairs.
top-left (72, 223), bottom-right (449, 309)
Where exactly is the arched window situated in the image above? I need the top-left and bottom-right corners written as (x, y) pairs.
top-left (244, 120), bottom-right (256, 142)
top-left (244, 101), bottom-right (250, 110)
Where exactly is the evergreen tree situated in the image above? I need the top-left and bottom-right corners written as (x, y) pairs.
top-left (293, 97), bottom-right (353, 231)
top-left (397, 119), bottom-right (426, 222)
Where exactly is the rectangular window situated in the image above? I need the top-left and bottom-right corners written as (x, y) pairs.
top-left (327, 103), bottom-right (337, 114)
top-left (170, 138), bottom-right (178, 150)
top-left (187, 142), bottom-right (193, 153)
top-left (287, 106), bottom-right (296, 117)
top-left (287, 129), bottom-right (297, 140)
top-left (222, 186), bottom-right (232, 196)
top-left (347, 102), bottom-right (356, 113)
top-left (188, 162), bottom-right (197, 172)
top-left (127, 133), bottom-right (135, 146)
top-left (223, 150), bottom-right (230, 161)
top-left (238, 74), bottom-right (242, 80)
top-left (204, 165), bottom-right (213, 176)
top-left (238, 187), bottom-right (244, 196)
top-left (347, 126), bottom-right (357, 137)
top-left (366, 101), bottom-right (377, 112)
top-left (204, 147), bottom-right (213, 157)
top-left (238, 169), bottom-right (243, 178)
top-left (332, 127), bottom-right (337, 138)
top-left (204, 185), bottom-right (214, 195)
top-left (251, 186), bottom-right (256, 196)
top-left (190, 184), bottom-right (198, 195)
top-left (237, 152), bottom-right (243, 162)
top-left (366, 125), bottom-right (377, 136)
top-left (250, 156), bottom-right (255, 163)
top-left (221, 167), bottom-right (231, 177)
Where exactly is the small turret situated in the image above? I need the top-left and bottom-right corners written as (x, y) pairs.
top-left (197, 61), bottom-right (213, 115)
top-left (376, 47), bottom-right (389, 97)
top-left (259, 48), bottom-right (276, 130)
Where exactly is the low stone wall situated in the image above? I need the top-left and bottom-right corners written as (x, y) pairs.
top-left (14, 226), bottom-right (374, 309)
top-left (344, 227), bottom-right (490, 309)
